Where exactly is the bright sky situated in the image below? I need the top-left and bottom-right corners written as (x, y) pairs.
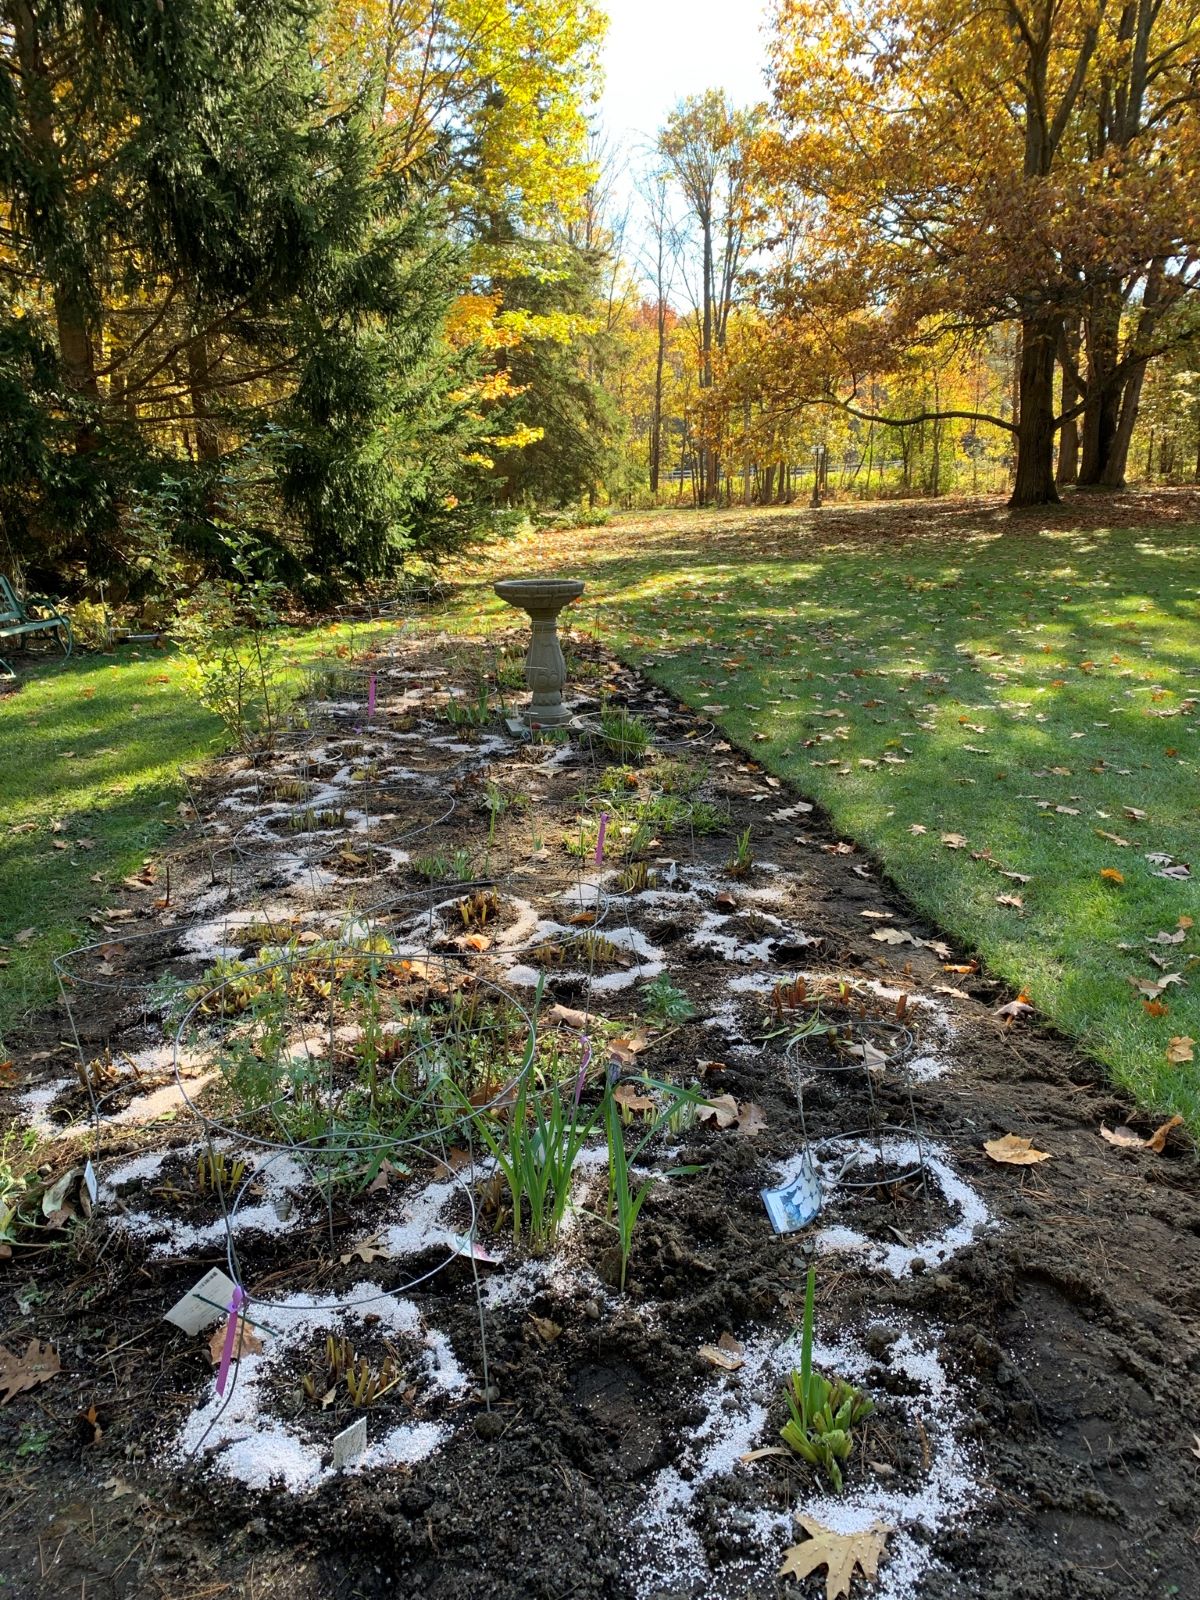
top-left (598, 0), bottom-right (772, 160)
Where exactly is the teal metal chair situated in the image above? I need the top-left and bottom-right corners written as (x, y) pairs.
top-left (0, 575), bottom-right (72, 679)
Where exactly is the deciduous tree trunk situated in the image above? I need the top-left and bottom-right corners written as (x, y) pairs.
top-left (1056, 323), bottom-right (1081, 485)
top-left (1010, 315), bottom-right (1061, 507)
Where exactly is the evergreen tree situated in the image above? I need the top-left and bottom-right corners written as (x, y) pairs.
top-left (0, 0), bottom-right (480, 592)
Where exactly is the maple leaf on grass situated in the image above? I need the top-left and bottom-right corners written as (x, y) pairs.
top-left (779, 1518), bottom-right (892, 1600)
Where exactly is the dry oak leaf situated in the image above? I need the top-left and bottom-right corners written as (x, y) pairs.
top-left (870, 927), bottom-right (915, 946)
top-left (1099, 1115), bottom-right (1183, 1153)
top-left (984, 1133), bottom-right (1052, 1166)
top-left (696, 1093), bottom-right (739, 1130)
top-left (339, 1234), bottom-right (395, 1266)
top-left (207, 1314), bottom-right (263, 1367)
top-left (941, 833), bottom-right (968, 849)
top-left (736, 1101), bottom-right (768, 1137)
top-left (0, 1339), bottom-right (61, 1405)
top-left (1096, 830), bottom-right (1130, 847)
top-left (994, 994), bottom-right (1035, 1024)
top-left (613, 1082), bottom-right (656, 1116)
top-left (1166, 1036), bottom-right (1195, 1065)
top-left (699, 1332), bottom-right (745, 1372)
top-left (780, 1517), bottom-right (892, 1600)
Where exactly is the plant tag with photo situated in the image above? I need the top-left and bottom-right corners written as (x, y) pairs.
top-left (761, 1150), bottom-right (822, 1235)
top-left (332, 1416), bottom-right (367, 1470)
top-left (164, 1268), bottom-right (240, 1335)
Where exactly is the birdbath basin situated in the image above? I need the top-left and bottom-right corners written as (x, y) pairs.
top-left (493, 577), bottom-right (585, 731)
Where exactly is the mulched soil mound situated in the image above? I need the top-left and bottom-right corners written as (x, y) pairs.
top-left (1, 632), bottom-right (1197, 1600)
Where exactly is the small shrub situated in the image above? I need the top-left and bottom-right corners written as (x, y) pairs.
top-left (640, 973), bottom-right (696, 1024)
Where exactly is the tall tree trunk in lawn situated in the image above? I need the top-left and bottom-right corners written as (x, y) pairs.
top-left (1102, 355), bottom-right (1150, 487)
top-left (1010, 314), bottom-right (1061, 507)
top-left (1056, 324), bottom-right (1082, 485)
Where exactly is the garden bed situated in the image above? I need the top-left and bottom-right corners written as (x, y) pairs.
top-left (1, 629), bottom-right (1198, 1600)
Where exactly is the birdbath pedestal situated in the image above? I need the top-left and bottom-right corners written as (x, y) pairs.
top-left (493, 576), bottom-right (585, 734)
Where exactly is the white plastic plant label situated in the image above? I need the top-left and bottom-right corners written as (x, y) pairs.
top-left (164, 1267), bottom-right (240, 1334)
top-left (332, 1416), bottom-right (367, 1470)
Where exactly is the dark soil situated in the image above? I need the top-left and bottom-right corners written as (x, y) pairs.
top-left (2, 632), bottom-right (1198, 1600)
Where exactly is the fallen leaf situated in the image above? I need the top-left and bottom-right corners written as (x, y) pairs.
top-left (1099, 1115), bottom-right (1183, 1153)
top-left (995, 894), bottom-right (1024, 909)
top-left (207, 1314), bottom-right (263, 1367)
top-left (613, 1082), bottom-right (655, 1116)
top-left (739, 1445), bottom-right (790, 1462)
top-left (530, 1316), bottom-right (562, 1343)
top-left (1096, 830), bottom-right (1130, 847)
top-left (940, 833), bottom-right (967, 849)
top-left (780, 1518), bottom-right (892, 1600)
top-left (13, 928), bottom-right (37, 945)
top-left (339, 1234), bottom-right (395, 1265)
top-left (994, 994), bottom-right (1034, 1023)
top-left (1166, 1036), bottom-right (1195, 1064)
top-left (1143, 999), bottom-right (1169, 1017)
top-left (0, 1339), bottom-right (61, 1405)
top-left (1123, 806), bottom-right (1148, 820)
top-left (699, 1332), bottom-right (745, 1371)
top-left (736, 1101), bottom-right (767, 1136)
top-left (546, 1004), bottom-right (591, 1029)
top-left (696, 1093), bottom-right (739, 1129)
top-left (908, 823), bottom-right (927, 835)
top-left (870, 927), bottom-right (915, 946)
top-left (1100, 868), bottom-right (1125, 885)
top-left (984, 1133), bottom-right (1052, 1166)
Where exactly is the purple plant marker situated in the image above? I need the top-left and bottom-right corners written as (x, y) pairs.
top-left (594, 812), bottom-right (610, 865)
top-left (215, 1285), bottom-right (246, 1396)
top-left (573, 1034), bottom-right (591, 1109)
top-left (367, 674), bottom-right (377, 721)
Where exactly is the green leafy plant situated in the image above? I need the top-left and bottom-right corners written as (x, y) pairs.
top-left (640, 973), bottom-right (696, 1024)
top-left (462, 1045), bottom-right (600, 1250)
top-left (598, 707), bottom-right (652, 762)
top-left (727, 826), bottom-right (754, 879)
top-left (445, 684), bottom-right (491, 729)
top-left (173, 560), bottom-right (290, 751)
top-left (599, 1079), bottom-right (702, 1291)
top-left (780, 1268), bottom-right (874, 1491)
top-left (412, 848), bottom-right (475, 884)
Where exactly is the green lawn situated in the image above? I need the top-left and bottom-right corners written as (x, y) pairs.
top-left (5, 499), bottom-right (1198, 1127)
top-left (0, 620), bottom-right (392, 1043)
top-left (439, 499), bottom-right (1200, 1126)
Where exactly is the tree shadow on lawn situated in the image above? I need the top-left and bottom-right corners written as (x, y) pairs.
top-left (528, 501), bottom-right (1200, 1123)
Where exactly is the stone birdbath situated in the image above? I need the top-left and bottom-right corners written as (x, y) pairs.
top-left (493, 576), bottom-right (585, 733)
